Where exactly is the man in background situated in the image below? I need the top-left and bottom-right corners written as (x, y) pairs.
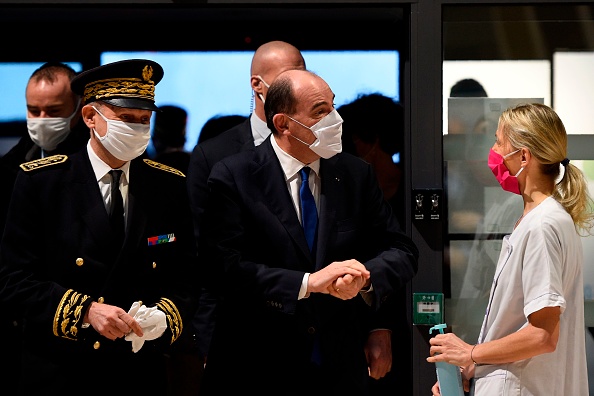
top-left (0, 61), bottom-right (88, 394)
top-left (0, 61), bottom-right (87, 228)
top-left (151, 104), bottom-right (191, 174)
top-left (339, 93), bottom-right (411, 394)
top-left (197, 114), bottom-right (247, 145)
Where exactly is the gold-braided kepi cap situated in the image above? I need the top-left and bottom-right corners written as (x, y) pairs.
top-left (71, 59), bottom-right (163, 111)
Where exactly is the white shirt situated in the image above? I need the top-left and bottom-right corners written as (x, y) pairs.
top-left (270, 133), bottom-right (320, 220)
top-left (474, 196), bottom-right (588, 395)
top-left (87, 142), bottom-right (131, 228)
top-left (250, 112), bottom-right (271, 147)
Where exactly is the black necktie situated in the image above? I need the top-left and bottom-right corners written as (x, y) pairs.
top-left (108, 170), bottom-right (125, 245)
top-left (299, 167), bottom-right (318, 252)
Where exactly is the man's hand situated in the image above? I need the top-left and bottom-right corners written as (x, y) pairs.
top-left (365, 329), bottom-right (392, 379)
top-left (84, 301), bottom-right (143, 341)
top-left (307, 259), bottom-right (370, 299)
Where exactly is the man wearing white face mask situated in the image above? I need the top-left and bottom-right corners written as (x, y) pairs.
top-left (198, 69), bottom-right (418, 395)
top-left (186, 40), bottom-right (306, 378)
top-left (0, 62), bottom-right (88, 224)
top-left (0, 61), bottom-right (89, 394)
top-left (0, 59), bottom-right (198, 395)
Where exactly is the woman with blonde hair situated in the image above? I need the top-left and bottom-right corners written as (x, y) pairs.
top-left (428, 103), bottom-right (593, 395)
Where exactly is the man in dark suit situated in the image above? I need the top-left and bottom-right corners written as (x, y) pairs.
top-left (198, 69), bottom-right (418, 395)
top-left (0, 59), bottom-right (197, 395)
top-left (187, 40), bottom-right (306, 363)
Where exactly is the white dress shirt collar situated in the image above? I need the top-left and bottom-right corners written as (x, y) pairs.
top-left (270, 133), bottom-right (320, 181)
top-left (87, 141), bottom-right (131, 183)
top-left (250, 112), bottom-right (271, 147)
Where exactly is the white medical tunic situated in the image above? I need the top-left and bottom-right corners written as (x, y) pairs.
top-left (474, 197), bottom-right (588, 396)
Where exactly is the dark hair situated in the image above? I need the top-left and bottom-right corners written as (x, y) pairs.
top-left (449, 78), bottom-right (487, 98)
top-left (338, 93), bottom-right (403, 155)
top-left (264, 74), bottom-right (298, 134)
top-left (152, 105), bottom-right (188, 153)
top-left (198, 114), bottom-right (247, 144)
top-left (30, 62), bottom-right (77, 83)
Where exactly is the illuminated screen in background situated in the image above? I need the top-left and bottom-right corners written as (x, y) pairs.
top-left (0, 62), bottom-right (83, 121)
top-left (101, 51), bottom-right (399, 152)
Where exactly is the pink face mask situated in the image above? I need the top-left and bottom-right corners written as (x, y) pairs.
top-left (488, 148), bottom-right (523, 195)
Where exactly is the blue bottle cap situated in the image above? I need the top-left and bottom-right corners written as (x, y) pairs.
top-left (429, 323), bottom-right (447, 335)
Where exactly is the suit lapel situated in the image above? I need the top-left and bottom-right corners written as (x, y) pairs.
top-left (316, 157), bottom-right (341, 268)
top-left (238, 119), bottom-right (256, 152)
top-left (254, 140), bottom-right (312, 262)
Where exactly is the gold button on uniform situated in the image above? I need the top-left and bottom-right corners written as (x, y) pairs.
top-left (152, 262), bottom-right (157, 269)
top-left (76, 258), bottom-right (84, 266)
top-left (93, 341), bottom-right (100, 349)
top-left (98, 297), bottom-right (104, 303)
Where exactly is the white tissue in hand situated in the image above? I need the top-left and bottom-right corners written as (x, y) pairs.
top-left (124, 302), bottom-right (167, 353)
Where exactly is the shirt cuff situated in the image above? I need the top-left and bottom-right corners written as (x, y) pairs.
top-left (298, 273), bottom-right (310, 300)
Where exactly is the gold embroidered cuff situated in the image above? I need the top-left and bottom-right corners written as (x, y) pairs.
top-left (53, 289), bottom-right (92, 340)
top-left (156, 297), bottom-right (183, 344)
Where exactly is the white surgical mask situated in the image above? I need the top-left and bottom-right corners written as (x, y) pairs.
top-left (92, 106), bottom-right (151, 162)
top-left (255, 75), bottom-right (270, 103)
top-left (27, 105), bottom-right (78, 151)
top-left (287, 109), bottom-right (343, 159)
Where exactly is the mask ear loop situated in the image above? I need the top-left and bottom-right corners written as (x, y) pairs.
top-left (503, 148), bottom-right (521, 159)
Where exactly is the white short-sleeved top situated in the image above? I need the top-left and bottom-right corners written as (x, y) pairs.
top-left (474, 197), bottom-right (588, 396)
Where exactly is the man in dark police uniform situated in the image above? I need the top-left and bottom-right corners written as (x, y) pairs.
top-left (0, 59), bottom-right (197, 395)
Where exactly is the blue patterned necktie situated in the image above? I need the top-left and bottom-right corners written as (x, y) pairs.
top-left (300, 167), bottom-right (322, 365)
top-left (299, 167), bottom-right (318, 252)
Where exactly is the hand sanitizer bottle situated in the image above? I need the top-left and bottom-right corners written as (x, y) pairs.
top-left (429, 323), bottom-right (465, 396)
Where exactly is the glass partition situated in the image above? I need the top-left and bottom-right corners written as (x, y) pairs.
top-left (443, 4), bottom-right (594, 392)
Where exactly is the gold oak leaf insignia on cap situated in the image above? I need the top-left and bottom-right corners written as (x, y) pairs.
top-left (142, 65), bottom-right (153, 82)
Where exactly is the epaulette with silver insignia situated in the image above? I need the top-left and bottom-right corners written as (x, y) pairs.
top-left (20, 154), bottom-right (68, 171)
top-left (143, 159), bottom-right (185, 177)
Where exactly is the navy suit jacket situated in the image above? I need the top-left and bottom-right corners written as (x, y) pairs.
top-left (0, 149), bottom-right (197, 393)
top-left (199, 136), bottom-right (418, 395)
top-left (188, 118), bottom-right (254, 239)
top-left (187, 117), bottom-right (254, 356)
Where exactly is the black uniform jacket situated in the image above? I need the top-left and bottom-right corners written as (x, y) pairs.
top-left (199, 136), bottom-right (419, 395)
top-left (0, 148), bottom-right (198, 393)
top-left (0, 121), bottom-right (89, 230)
